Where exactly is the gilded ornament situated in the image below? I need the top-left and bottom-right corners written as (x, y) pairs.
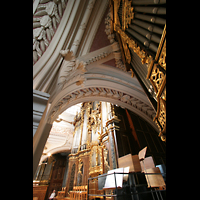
top-left (150, 64), bottom-right (165, 94)
top-left (122, 0), bottom-right (134, 31)
top-left (153, 97), bottom-right (166, 142)
top-left (158, 39), bottom-right (166, 70)
top-left (113, 0), bottom-right (121, 31)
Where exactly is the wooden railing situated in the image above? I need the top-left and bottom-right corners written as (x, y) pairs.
top-left (69, 185), bottom-right (88, 200)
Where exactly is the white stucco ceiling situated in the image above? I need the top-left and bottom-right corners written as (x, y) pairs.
top-left (42, 103), bottom-right (82, 162)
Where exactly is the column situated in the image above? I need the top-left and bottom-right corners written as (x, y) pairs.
top-left (81, 110), bottom-right (88, 148)
top-left (105, 103), bottom-right (119, 170)
top-left (71, 131), bottom-right (77, 153)
top-left (107, 128), bottom-right (117, 170)
top-left (33, 103), bottom-right (52, 179)
top-left (33, 90), bottom-right (52, 178)
top-left (70, 0), bottom-right (96, 55)
top-left (33, 89), bottom-right (50, 137)
top-left (101, 101), bottom-right (108, 128)
top-left (75, 127), bottom-right (81, 147)
top-left (62, 155), bottom-right (69, 188)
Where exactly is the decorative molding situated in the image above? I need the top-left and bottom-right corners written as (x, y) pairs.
top-left (48, 86), bottom-right (156, 125)
top-left (110, 0), bottom-right (166, 141)
top-left (122, 0), bottom-right (134, 31)
top-left (79, 42), bottom-right (126, 72)
top-left (33, 0), bottom-right (83, 93)
top-left (146, 25), bottom-right (166, 141)
top-left (57, 49), bottom-right (87, 88)
top-left (71, 0), bottom-right (96, 56)
top-left (33, 0), bottom-right (67, 65)
top-left (85, 51), bottom-right (112, 65)
top-left (104, 8), bottom-right (127, 71)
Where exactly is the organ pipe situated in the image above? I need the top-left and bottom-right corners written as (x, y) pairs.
top-left (134, 13), bottom-right (166, 25)
top-left (131, 0), bottom-right (166, 5)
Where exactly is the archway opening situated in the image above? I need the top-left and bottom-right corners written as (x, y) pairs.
top-left (41, 100), bottom-right (165, 166)
top-left (35, 101), bottom-right (166, 199)
top-left (41, 103), bottom-right (82, 163)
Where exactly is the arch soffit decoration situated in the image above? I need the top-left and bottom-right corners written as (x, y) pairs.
top-left (41, 64), bottom-right (158, 163)
top-left (47, 62), bottom-right (158, 131)
top-left (41, 82), bottom-right (158, 163)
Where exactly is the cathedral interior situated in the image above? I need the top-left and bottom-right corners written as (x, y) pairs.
top-left (33, 0), bottom-right (166, 199)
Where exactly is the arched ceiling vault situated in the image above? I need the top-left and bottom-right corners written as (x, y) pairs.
top-left (34, 0), bottom-right (162, 165)
top-left (48, 61), bottom-right (158, 131)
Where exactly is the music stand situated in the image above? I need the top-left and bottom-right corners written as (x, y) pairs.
top-left (103, 168), bottom-right (124, 190)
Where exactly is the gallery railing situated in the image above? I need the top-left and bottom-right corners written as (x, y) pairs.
top-left (88, 171), bottom-right (166, 200)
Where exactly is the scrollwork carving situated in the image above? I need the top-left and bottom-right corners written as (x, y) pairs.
top-left (154, 97), bottom-right (166, 141)
top-left (104, 7), bottom-right (127, 71)
top-left (122, 0), bottom-right (134, 31)
top-left (150, 64), bottom-right (165, 94)
top-left (49, 86), bottom-right (156, 124)
top-left (58, 49), bottom-right (87, 88)
top-left (158, 39), bottom-right (166, 70)
top-left (146, 25), bottom-right (166, 141)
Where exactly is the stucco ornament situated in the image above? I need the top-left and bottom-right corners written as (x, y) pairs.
top-left (33, 0), bottom-right (67, 64)
top-left (58, 49), bottom-right (87, 88)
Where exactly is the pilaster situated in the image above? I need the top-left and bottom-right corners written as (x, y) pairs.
top-left (71, 0), bottom-right (96, 56)
top-left (33, 89), bottom-right (50, 137)
top-left (33, 90), bottom-right (52, 178)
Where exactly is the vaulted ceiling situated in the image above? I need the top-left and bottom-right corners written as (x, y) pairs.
top-left (33, 0), bottom-right (162, 164)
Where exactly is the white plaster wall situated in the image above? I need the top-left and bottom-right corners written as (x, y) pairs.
top-left (33, 89), bottom-right (50, 136)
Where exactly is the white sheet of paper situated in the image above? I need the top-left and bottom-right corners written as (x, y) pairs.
top-left (104, 168), bottom-right (124, 189)
top-left (123, 166), bottom-right (130, 181)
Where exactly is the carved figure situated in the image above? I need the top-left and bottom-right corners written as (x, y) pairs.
top-left (58, 50), bottom-right (76, 85)
top-left (58, 49), bottom-right (87, 88)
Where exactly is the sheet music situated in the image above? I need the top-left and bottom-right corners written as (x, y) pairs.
top-left (103, 168), bottom-right (124, 189)
top-left (123, 166), bottom-right (130, 181)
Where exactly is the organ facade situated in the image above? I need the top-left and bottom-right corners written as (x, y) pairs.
top-left (65, 101), bottom-right (120, 194)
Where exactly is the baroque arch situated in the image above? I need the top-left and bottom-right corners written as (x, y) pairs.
top-left (37, 48), bottom-right (158, 166)
top-left (41, 82), bottom-right (158, 163)
top-left (49, 87), bottom-right (157, 131)
top-left (47, 59), bottom-right (158, 131)
top-left (36, 49), bottom-right (158, 172)
top-left (33, 0), bottom-right (166, 178)
top-left (40, 147), bottom-right (71, 164)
